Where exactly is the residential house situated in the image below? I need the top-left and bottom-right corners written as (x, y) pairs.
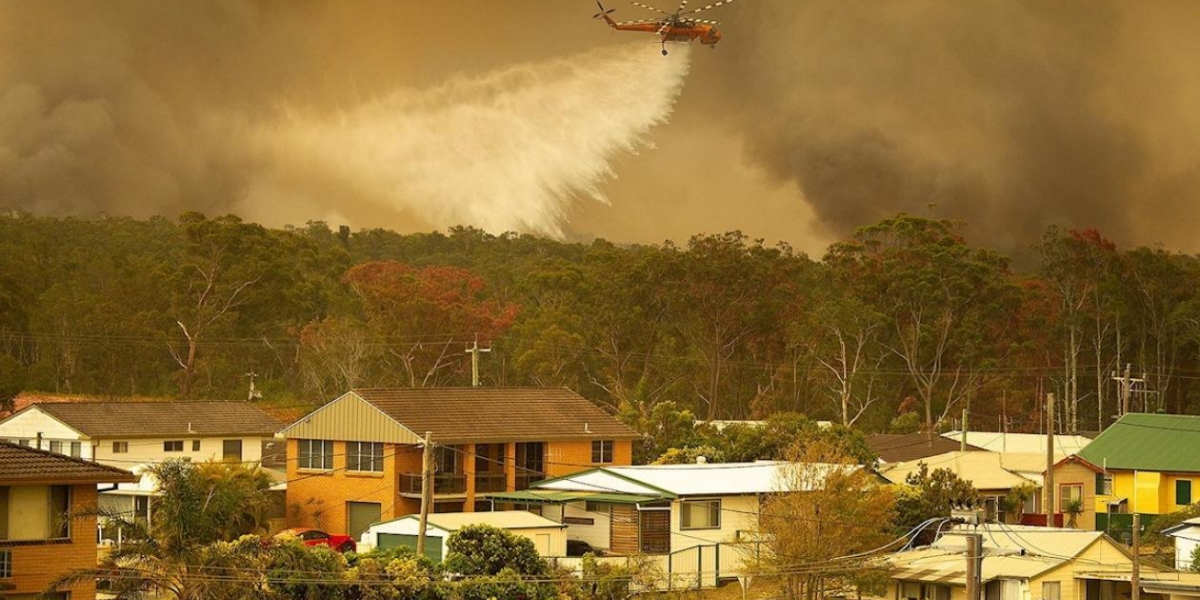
top-left (867, 433), bottom-right (983, 464)
top-left (878, 525), bottom-right (1151, 600)
top-left (1071, 413), bottom-right (1200, 537)
top-left (279, 388), bottom-right (640, 538)
top-left (357, 511), bottom-right (567, 559)
top-left (942, 431), bottom-right (1092, 456)
top-left (1163, 517), bottom-right (1200, 571)
top-left (879, 451), bottom-right (1042, 523)
top-left (0, 401), bottom-right (284, 466)
top-left (487, 460), bottom-right (868, 588)
top-left (0, 441), bottom-right (138, 600)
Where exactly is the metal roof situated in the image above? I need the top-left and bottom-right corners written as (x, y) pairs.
top-left (887, 525), bottom-right (1109, 584)
top-left (375, 510), bottom-right (566, 530)
top-left (533, 461), bottom-right (864, 497)
top-left (484, 489), bottom-right (664, 505)
top-left (942, 431), bottom-right (1091, 456)
top-left (1078, 413), bottom-right (1200, 473)
top-left (879, 451), bottom-right (1037, 491)
top-left (868, 433), bottom-right (984, 463)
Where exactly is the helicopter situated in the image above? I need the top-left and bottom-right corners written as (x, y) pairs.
top-left (593, 0), bottom-right (734, 55)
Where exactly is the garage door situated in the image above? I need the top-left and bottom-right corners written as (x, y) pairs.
top-left (347, 502), bottom-right (382, 539)
top-left (377, 533), bottom-right (443, 562)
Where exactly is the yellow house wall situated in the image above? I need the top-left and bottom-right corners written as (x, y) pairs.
top-left (1097, 470), bottom-right (1200, 515)
top-left (1054, 462), bottom-right (1097, 530)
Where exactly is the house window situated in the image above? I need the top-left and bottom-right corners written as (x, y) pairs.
top-left (0, 485), bottom-right (70, 541)
top-left (1042, 581), bottom-right (1062, 600)
top-left (70, 441), bottom-right (81, 457)
top-left (586, 501), bottom-right (613, 514)
top-left (112, 441), bottom-right (129, 453)
top-left (1099, 472), bottom-right (1113, 496)
top-left (192, 440), bottom-right (201, 452)
top-left (591, 440), bottom-right (614, 464)
top-left (16, 439), bottom-right (30, 447)
top-left (680, 499), bottom-right (721, 530)
top-left (436, 445), bottom-right (461, 474)
top-left (0, 549), bottom-right (9, 578)
top-left (223, 440), bottom-right (243, 462)
top-left (298, 439), bottom-right (335, 470)
top-left (900, 582), bottom-right (949, 600)
top-left (1178, 480), bottom-right (1193, 506)
top-left (164, 440), bottom-right (184, 452)
top-left (347, 441), bottom-right (384, 472)
top-left (1059, 484), bottom-right (1083, 513)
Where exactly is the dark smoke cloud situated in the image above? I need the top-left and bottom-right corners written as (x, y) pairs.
top-left (3, 1), bottom-right (1200, 255)
top-left (695, 0), bottom-right (1200, 252)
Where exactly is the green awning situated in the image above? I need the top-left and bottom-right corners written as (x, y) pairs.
top-left (484, 489), bottom-right (664, 505)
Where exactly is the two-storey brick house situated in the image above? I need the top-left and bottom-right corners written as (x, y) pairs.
top-left (0, 441), bottom-right (137, 600)
top-left (280, 388), bottom-right (640, 537)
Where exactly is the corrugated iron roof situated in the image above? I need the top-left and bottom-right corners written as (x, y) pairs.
top-left (379, 510), bottom-right (566, 531)
top-left (11, 401), bottom-right (284, 438)
top-left (1078, 413), bottom-right (1200, 473)
top-left (534, 461), bottom-right (864, 496)
top-left (349, 388), bottom-right (640, 444)
top-left (880, 451), bottom-right (1036, 491)
top-left (0, 441), bottom-right (138, 483)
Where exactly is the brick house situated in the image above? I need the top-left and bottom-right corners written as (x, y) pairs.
top-left (0, 441), bottom-right (137, 600)
top-left (280, 388), bottom-right (640, 537)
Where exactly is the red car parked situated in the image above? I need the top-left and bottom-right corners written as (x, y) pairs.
top-left (275, 528), bottom-right (357, 553)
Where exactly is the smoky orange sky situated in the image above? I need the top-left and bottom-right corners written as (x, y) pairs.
top-left (3, 1), bottom-right (1200, 257)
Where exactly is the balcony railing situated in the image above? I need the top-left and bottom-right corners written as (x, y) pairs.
top-left (474, 472), bottom-right (508, 493)
top-left (515, 471), bottom-right (546, 490)
top-left (400, 473), bottom-right (467, 495)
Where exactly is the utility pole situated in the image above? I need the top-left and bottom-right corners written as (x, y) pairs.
top-left (1112, 364), bottom-right (1144, 416)
top-left (416, 431), bottom-right (434, 556)
top-left (1045, 393), bottom-right (1056, 527)
top-left (961, 408), bottom-right (969, 452)
top-left (466, 337), bottom-right (491, 387)
top-left (965, 533), bottom-right (983, 600)
top-left (245, 371), bottom-right (262, 400)
top-left (1132, 513), bottom-right (1141, 600)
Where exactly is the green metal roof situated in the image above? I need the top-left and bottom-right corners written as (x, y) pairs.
top-left (483, 489), bottom-right (664, 505)
top-left (1079, 413), bottom-right (1200, 473)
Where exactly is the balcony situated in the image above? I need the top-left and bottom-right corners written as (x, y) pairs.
top-left (515, 471), bottom-right (546, 490)
top-left (475, 472), bottom-right (508, 493)
top-left (400, 473), bottom-right (467, 496)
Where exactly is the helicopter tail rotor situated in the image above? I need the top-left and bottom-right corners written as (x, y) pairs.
top-left (593, 1), bottom-right (617, 19)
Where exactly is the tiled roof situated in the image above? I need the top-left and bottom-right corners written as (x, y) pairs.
top-left (351, 388), bottom-right (640, 444)
top-left (0, 441), bottom-right (138, 483)
top-left (21, 401), bottom-right (285, 438)
top-left (867, 433), bottom-right (983, 463)
top-left (1079, 412), bottom-right (1200, 473)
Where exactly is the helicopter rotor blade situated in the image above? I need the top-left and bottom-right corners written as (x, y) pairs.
top-left (680, 0), bottom-right (734, 16)
top-left (630, 1), bottom-right (671, 15)
top-left (593, 1), bottom-right (617, 18)
top-left (616, 18), bottom-right (659, 24)
top-left (674, 0), bottom-right (688, 16)
top-left (691, 18), bottom-right (719, 24)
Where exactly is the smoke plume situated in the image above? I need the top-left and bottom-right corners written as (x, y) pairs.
top-left (243, 44), bottom-right (690, 236)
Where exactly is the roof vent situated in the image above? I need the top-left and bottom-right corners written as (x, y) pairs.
top-left (696, 456), bottom-right (708, 465)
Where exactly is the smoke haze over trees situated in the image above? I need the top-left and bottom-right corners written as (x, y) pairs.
top-left (3, 212), bottom-right (1200, 435)
top-left (4, 2), bottom-right (1200, 254)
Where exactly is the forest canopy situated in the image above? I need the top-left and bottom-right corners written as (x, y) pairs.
top-left (0, 211), bottom-right (1195, 435)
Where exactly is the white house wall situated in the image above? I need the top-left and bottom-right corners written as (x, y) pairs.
top-left (0, 409), bottom-right (91, 459)
top-left (670, 494), bottom-right (759, 551)
top-left (563, 502), bottom-right (612, 551)
top-left (91, 436), bottom-right (266, 467)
